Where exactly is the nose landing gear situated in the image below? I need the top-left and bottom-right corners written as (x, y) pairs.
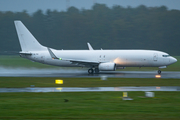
top-left (158, 70), bottom-right (161, 74)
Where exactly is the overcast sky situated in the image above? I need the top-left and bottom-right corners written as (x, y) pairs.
top-left (0, 0), bottom-right (180, 14)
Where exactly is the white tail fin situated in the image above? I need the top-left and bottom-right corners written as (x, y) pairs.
top-left (14, 20), bottom-right (46, 51)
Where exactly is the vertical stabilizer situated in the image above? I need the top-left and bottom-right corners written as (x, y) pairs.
top-left (14, 21), bottom-right (46, 51)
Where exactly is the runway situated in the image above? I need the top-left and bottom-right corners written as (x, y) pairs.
top-left (0, 67), bottom-right (180, 78)
top-left (0, 86), bottom-right (179, 93)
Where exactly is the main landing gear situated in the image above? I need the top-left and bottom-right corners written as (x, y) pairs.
top-left (158, 70), bottom-right (161, 74)
top-left (88, 68), bottom-right (99, 74)
top-left (88, 68), bottom-right (94, 74)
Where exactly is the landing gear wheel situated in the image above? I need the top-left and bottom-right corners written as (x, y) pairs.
top-left (158, 70), bottom-right (161, 74)
top-left (88, 68), bottom-right (94, 74)
top-left (94, 68), bottom-right (99, 74)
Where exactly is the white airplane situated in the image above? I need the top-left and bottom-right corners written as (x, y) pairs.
top-left (14, 21), bottom-right (177, 74)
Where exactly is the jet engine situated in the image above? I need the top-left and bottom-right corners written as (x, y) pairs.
top-left (98, 62), bottom-right (116, 71)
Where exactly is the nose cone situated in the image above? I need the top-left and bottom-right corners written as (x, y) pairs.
top-left (170, 57), bottom-right (177, 64)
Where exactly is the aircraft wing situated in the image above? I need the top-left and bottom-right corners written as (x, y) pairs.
top-left (64, 59), bottom-right (99, 66)
top-left (47, 48), bottom-right (99, 66)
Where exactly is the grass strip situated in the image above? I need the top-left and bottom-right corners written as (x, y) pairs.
top-left (0, 92), bottom-right (179, 119)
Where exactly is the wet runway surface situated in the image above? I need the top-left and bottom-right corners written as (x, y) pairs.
top-left (0, 68), bottom-right (180, 92)
top-left (0, 67), bottom-right (180, 78)
top-left (0, 86), bottom-right (179, 93)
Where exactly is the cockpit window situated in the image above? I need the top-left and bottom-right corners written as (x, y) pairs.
top-left (162, 55), bottom-right (170, 57)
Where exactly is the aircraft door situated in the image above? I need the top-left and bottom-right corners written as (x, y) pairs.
top-left (99, 55), bottom-right (102, 62)
top-left (99, 55), bottom-right (106, 62)
top-left (153, 53), bottom-right (158, 61)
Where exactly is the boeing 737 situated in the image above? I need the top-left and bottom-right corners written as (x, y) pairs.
top-left (14, 21), bottom-right (177, 74)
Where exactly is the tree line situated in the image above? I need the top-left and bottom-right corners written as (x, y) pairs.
top-left (0, 4), bottom-right (180, 55)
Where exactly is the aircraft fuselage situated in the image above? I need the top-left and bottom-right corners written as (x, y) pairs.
top-left (21, 49), bottom-right (177, 68)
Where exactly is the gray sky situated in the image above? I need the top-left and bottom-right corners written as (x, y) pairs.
top-left (0, 0), bottom-right (180, 14)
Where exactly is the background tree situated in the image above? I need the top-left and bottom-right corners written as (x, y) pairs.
top-left (0, 4), bottom-right (180, 55)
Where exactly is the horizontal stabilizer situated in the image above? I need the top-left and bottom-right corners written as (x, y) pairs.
top-left (19, 51), bottom-right (32, 55)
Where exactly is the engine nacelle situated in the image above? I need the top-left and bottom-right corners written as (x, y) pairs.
top-left (98, 62), bottom-right (116, 71)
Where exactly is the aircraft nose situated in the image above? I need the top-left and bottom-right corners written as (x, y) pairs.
top-left (170, 57), bottom-right (177, 64)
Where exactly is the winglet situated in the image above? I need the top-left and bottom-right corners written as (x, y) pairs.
top-left (87, 43), bottom-right (94, 50)
top-left (47, 48), bottom-right (61, 60)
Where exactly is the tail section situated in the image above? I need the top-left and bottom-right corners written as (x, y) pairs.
top-left (14, 20), bottom-right (46, 51)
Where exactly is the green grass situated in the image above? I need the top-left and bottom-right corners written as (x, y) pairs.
top-left (0, 92), bottom-right (179, 119)
top-left (0, 55), bottom-right (180, 71)
top-left (0, 75), bottom-right (179, 119)
top-left (0, 77), bottom-right (180, 88)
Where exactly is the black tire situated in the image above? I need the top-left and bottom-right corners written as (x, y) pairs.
top-left (158, 70), bottom-right (161, 74)
top-left (94, 68), bottom-right (99, 74)
top-left (88, 69), bottom-right (94, 74)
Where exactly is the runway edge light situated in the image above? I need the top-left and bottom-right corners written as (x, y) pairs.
top-left (155, 75), bottom-right (161, 78)
top-left (55, 79), bottom-right (63, 84)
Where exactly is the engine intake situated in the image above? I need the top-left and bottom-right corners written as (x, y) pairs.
top-left (98, 62), bottom-right (116, 71)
